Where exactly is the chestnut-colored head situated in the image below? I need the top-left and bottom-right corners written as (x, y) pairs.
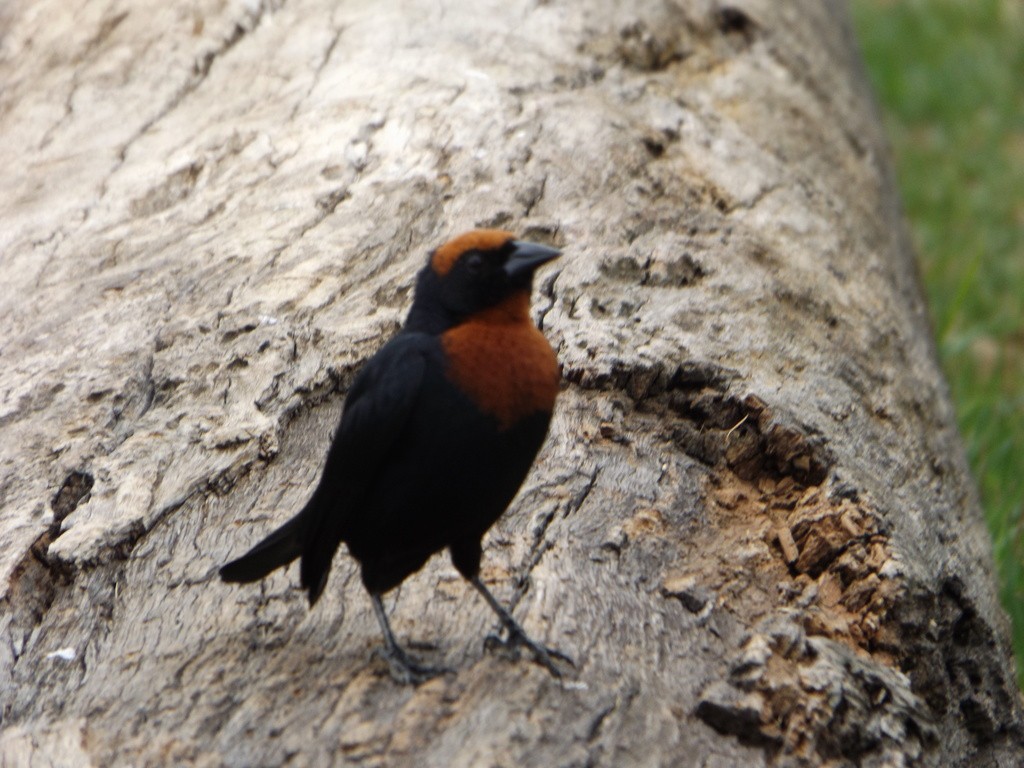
top-left (430, 229), bottom-right (518, 277)
top-left (408, 229), bottom-right (560, 332)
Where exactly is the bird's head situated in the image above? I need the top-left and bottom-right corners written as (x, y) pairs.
top-left (408, 229), bottom-right (561, 332)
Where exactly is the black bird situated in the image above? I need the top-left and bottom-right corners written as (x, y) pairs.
top-left (220, 229), bottom-right (568, 682)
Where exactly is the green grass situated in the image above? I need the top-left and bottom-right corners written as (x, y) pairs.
top-left (850, 0), bottom-right (1024, 687)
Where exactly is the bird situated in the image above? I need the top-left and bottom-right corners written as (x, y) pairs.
top-left (220, 229), bottom-right (569, 683)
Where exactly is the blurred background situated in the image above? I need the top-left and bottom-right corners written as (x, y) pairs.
top-left (851, 0), bottom-right (1024, 686)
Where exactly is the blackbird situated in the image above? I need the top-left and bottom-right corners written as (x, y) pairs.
top-left (220, 229), bottom-right (568, 682)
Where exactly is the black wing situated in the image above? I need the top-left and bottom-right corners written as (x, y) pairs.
top-left (299, 333), bottom-right (431, 603)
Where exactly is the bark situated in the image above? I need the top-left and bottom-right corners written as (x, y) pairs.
top-left (1, 0), bottom-right (1020, 766)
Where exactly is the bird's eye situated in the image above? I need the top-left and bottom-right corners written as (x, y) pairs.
top-left (465, 253), bottom-right (483, 274)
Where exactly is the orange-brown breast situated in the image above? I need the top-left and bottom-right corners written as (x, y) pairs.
top-left (441, 292), bottom-right (559, 430)
top-left (432, 229), bottom-right (515, 276)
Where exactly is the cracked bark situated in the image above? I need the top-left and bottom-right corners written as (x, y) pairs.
top-left (1, 0), bottom-right (1021, 766)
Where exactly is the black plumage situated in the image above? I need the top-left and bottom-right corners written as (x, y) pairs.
top-left (220, 229), bottom-right (568, 682)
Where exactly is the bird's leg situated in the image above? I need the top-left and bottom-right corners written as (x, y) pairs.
top-left (469, 575), bottom-right (574, 678)
top-left (370, 594), bottom-right (449, 685)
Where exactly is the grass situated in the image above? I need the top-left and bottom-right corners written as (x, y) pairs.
top-left (850, 0), bottom-right (1024, 686)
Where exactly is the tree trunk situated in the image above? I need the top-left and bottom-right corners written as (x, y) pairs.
top-left (1, 0), bottom-right (1020, 765)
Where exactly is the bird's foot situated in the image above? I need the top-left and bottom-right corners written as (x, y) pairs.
top-left (372, 645), bottom-right (451, 686)
top-left (484, 627), bottom-right (575, 679)
top-left (467, 575), bottom-right (574, 678)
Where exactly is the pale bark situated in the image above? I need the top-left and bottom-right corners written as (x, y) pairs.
top-left (1, 0), bottom-right (1020, 765)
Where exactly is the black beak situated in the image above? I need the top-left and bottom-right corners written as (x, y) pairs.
top-left (504, 240), bottom-right (561, 281)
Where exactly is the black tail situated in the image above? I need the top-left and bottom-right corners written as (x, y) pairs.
top-left (220, 514), bottom-right (305, 583)
top-left (299, 525), bottom-right (337, 607)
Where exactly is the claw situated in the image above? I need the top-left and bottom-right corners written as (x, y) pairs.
top-left (471, 576), bottom-right (574, 678)
top-left (371, 594), bottom-right (451, 685)
top-left (371, 645), bottom-right (450, 686)
top-left (487, 625), bottom-right (575, 678)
